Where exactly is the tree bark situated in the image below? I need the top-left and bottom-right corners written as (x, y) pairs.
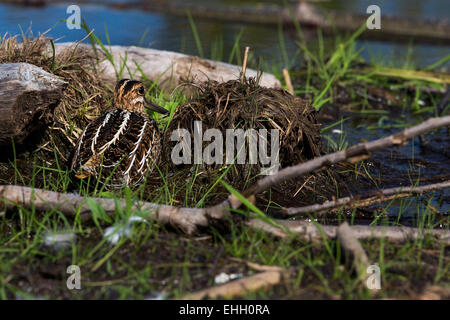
top-left (0, 63), bottom-right (67, 146)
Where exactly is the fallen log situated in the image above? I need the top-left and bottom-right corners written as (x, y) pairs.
top-left (0, 63), bottom-right (67, 146)
top-left (0, 184), bottom-right (219, 235)
top-left (2, 0), bottom-right (449, 44)
top-left (148, 1), bottom-right (450, 45)
top-left (1, 182), bottom-right (449, 244)
top-left (116, 0), bottom-right (450, 44)
top-left (53, 43), bottom-right (281, 90)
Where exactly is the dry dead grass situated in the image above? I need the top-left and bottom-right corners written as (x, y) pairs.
top-left (0, 33), bottom-right (110, 164)
top-left (161, 77), bottom-right (341, 203)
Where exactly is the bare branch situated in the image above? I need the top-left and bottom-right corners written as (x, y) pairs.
top-left (282, 180), bottom-right (450, 216)
top-left (242, 116), bottom-right (450, 197)
top-left (0, 185), bottom-right (233, 235)
top-left (1, 117), bottom-right (449, 237)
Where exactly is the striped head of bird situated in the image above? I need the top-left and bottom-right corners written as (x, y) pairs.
top-left (113, 79), bottom-right (169, 116)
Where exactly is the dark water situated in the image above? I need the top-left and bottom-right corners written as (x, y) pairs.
top-left (0, 1), bottom-right (449, 69)
top-left (320, 113), bottom-right (450, 222)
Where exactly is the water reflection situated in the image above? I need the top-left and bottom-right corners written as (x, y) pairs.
top-left (0, 1), bottom-right (448, 68)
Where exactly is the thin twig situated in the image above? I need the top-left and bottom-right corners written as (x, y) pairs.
top-left (336, 222), bottom-right (370, 283)
top-left (282, 180), bottom-right (450, 216)
top-left (282, 68), bottom-right (294, 95)
top-left (181, 268), bottom-right (291, 300)
top-left (240, 46), bottom-right (250, 82)
top-left (229, 257), bottom-right (285, 272)
top-left (0, 117), bottom-right (449, 236)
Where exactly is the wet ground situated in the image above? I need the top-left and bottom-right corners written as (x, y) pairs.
top-left (3, 215), bottom-right (449, 300)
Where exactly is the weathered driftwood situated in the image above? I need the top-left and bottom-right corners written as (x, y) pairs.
top-left (247, 219), bottom-right (450, 245)
top-left (53, 43), bottom-right (281, 90)
top-left (0, 63), bottom-right (67, 146)
top-left (1, 182), bottom-right (449, 244)
top-left (0, 0), bottom-right (46, 6)
top-left (0, 184), bottom-right (225, 235)
top-left (282, 180), bottom-right (450, 217)
top-left (2, 0), bottom-right (449, 43)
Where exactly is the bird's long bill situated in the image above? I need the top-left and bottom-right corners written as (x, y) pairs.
top-left (144, 98), bottom-right (169, 115)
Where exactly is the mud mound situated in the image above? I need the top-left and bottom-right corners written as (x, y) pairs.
top-left (162, 77), bottom-right (324, 190)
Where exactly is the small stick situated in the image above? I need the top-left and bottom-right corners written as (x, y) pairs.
top-left (282, 68), bottom-right (294, 95)
top-left (181, 269), bottom-right (290, 300)
top-left (282, 180), bottom-right (450, 216)
top-left (1, 117), bottom-right (449, 236)
top-left (240, 46), bottom-right (250, 82)
top-left (336, 222), bottom-right (370, 283)
top-left (229, 257), bottom-right (285, 272)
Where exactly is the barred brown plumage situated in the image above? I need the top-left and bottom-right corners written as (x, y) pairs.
top-left (71, 79), bottom-right (169, 188)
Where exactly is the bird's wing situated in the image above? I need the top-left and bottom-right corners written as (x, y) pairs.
top-left (71, 109), bottom-right (126, 173)
top-left (71, 109), bottom-right (159, 185)
top-left (100, 112), bottom-right (159, 185)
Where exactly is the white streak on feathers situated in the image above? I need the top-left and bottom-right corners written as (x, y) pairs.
top-left (132, 97), bottom-right (144, 104)
top-left (72, 125), bottom-right (88, 170)
top-left (91, 112), bottom-right (112, 153)
top-left (138, 126), bottom-right (154, 174)
top-left (99, 110), bottom-right (130, 152)
top-left (124, 119), bottom-right (147, 177)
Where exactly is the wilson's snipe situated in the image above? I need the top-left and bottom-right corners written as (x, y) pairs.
top-left (71, 79), bottom-right (169, 188)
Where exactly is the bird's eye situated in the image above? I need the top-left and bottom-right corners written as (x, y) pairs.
top-left (138, 86), bottom-right (145, 95)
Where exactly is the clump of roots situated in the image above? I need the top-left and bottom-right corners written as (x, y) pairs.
top-left (161, 77), bottom-right (341, 205)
